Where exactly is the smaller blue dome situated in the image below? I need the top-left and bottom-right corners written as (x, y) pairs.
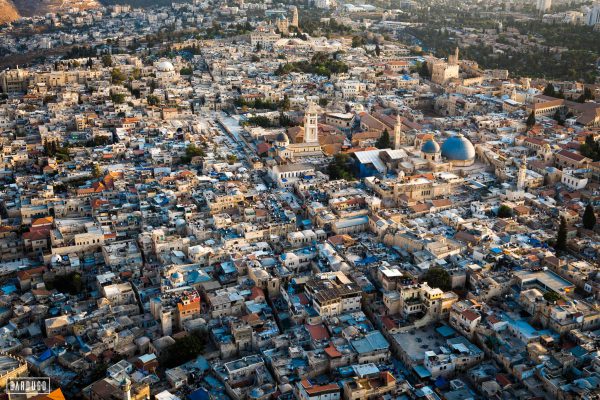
top-left (421, 139), bottom-right (440, 154)
top-left (171, 272), bottom-right (183, 280)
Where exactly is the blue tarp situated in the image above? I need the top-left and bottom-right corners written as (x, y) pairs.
top-left (436, 325), bottom-right (456, 338)
top-left (435, 376), bottom-right (448, 388)
top-left (38, 348), bottom-right (53, 361)
top-left (188, 388), bottom-right (209, 400)
top-left (414, 365), bottom-right (432, 379)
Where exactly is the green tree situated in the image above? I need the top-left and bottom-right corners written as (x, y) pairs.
top-left (186, 144), bottom-right (205, 158)
top-left (227, 154), bottom-right (237, 164)
top-left (375, 129), bottom-right (391, 149)
top-left (418, 61), bottom-right (430, 79)
top-left (526, 111), bottom-right (536, 129)
top-left (327, 153), bottom-right (355, 180)
top-left (583, 203), bottom-right (597, 230)
top-left (179, 143), bottom-right (205, 164)
top-left (147, 95), bottom-right (160, 106)
top-left (497, 204), bottom-right (512, 218)
top-left (422, 267), bottom-right (451, 291)
top-left (101, 54), bottom-right (113, 68)
top-left (580, 135), bottom-right (600, 161)
top-left (544, 291), bottom-right (561, 302)
top-left (318, 98), bottom-right (329, 107)
top-left (47, 272), bottom-right (84, 295)
top-left (245, 116), bottom-right (272, 128)
top-left (282, 94), bottom-right (291, 111)
top-left (111, 68), bottom-right (126, 84)
top-left (375, 43), bottom-right (381, 56)
top-left (92, 163), bottom-right (102, 178)
top-left (162, 331), bottom-right (206, 368)
top-left (553, 109), bottom-right (565, 125)
top-left (131, 67), bottom-right (141, 80)
top-left (352, 35), bottom-right (365, 48)
top-left (543, 83), bottom-right (556, 97)
top-left (110, 93), bottom-right (125, 104)
top-left (555, 216), bottom-right (568, 253)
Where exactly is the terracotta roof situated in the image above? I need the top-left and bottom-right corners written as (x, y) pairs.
top-left (462, 309), bottom-right (480, 322)
top-left (410, 203), bottom-right (430, 213)
top-left (300, 379), bottom-right (339, 395)
top-left (29, 389), bottom-right (66, 400)
top-left (495, 373), bottom-right (512, 388)
top-left (431, 199), bottom-right (452, 208)
top-left (177, 298), bottom-right (201, 313)
top-left (381, 371), bottom-right (395, 385)
top-left (557, 149), bottom-right (586, 162)
top-left (250, 286), bottom-right (265, 300)
top-left (381, 316), bottom-right (398, 331)
top-left (305, 324), bottom-right (330, 341)
top-left (524, 137), bottom-right (547, 146)
top-left (23, 230), bottom-right (49, 241)
top-left (324, 344), bottom-right (342, 358)
top-left (17, 266), bottom-right (46, 280)
top-left (32, 216), bottom-right (53, 226)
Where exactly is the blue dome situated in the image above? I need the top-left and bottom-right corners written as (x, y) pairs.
top-left (421, 139), bottom-right (440, 154)
top-left (441, 134), bottom-right (475, 161)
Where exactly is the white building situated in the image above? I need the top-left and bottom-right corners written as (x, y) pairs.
top-left (586, 3), bottom-right (600, 25)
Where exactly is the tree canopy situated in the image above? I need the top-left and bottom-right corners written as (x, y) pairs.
top-left (580, 135), bottom-right (600, 161)
top-left (422, 267), bottom-right (451, 292)
top-left (497, 205), bottom-right (512, 218)
top-left (276, 52), bottom-right (348, 77)
top-left (554, 216), bottom-right (568, 253)
top-left (583, 204), bottom-right (597, 230)
top-left (526, 111), bottom-right (536, 129)
top-left (375, 129), bottom-right (392, 149)
top-left (327, 153), bottom-right (356, 181)
top-left (543, 291), bottom-right (562, 303)
top-left (162, 331), bottom-right (206, 368)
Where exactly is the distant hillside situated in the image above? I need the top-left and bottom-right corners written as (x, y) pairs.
top-left (0, 0), bottom-right (185, 24)
top-left (12, 0), bottom-right (101, 17)
top-left (0, 0), bottom-right (20, 24)
top-left (0, 0), bottom-right (101, 23)
top-left (98, 0), bottom-right (188, 8)
top-left (0, 0), bottom-right (178, 24)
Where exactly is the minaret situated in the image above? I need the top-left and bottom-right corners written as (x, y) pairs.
top-left (517, 155), bottom-right (527, 190)
top-left (449, 47), bottom-right (459, 65)
top-left (394, 114), bottom-right (403, 150)
top-left (304, 102), bottom-right (319, 143)
top-left (291, 6), bottom-right (299, 27)
top-left (510, 88), bottom-right (518, 101)
top-left (120, 378), bottom-right (132, 400)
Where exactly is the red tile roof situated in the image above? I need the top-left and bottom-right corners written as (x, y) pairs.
top-left (305, 324), bottom-right (330, 341)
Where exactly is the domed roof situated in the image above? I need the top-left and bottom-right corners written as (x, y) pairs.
top-left (275, 132), bottom-right (288, 142)
top-left (171, 272), bottom-right (183, 280)
top-left (441, 134), bottom-right (475, 161)
top-left (421, 139), bottom-right (440, 154)
top-left (157, 61), bottom-right (175, 72)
